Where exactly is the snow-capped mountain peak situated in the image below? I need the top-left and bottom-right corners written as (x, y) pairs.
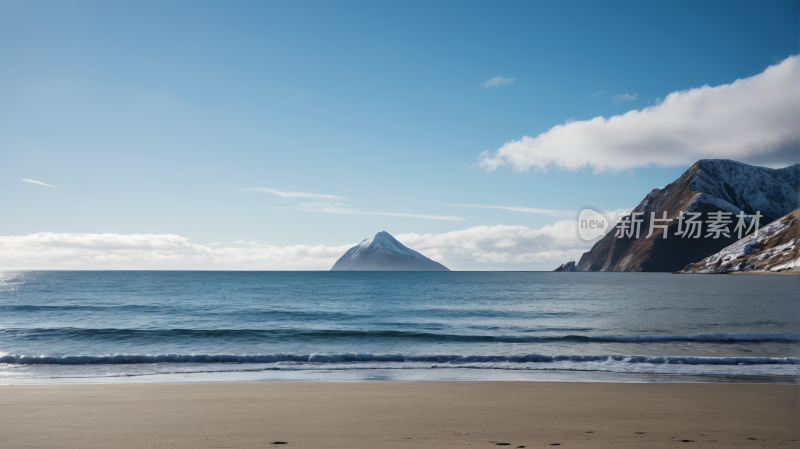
top-left (331, 231), bottom-right (449, 271)
top-left (354, 231), bottom-right (416, 257)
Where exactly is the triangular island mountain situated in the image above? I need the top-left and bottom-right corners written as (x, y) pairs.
top-left (331, 231), bottom-right (450, 271)
top-left (559, 159), bottom-right (800, 272)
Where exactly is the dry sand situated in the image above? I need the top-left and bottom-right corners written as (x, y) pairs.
top-left (0, 382), bottom-right (797, 448)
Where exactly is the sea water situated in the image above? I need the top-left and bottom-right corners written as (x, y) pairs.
top-left (0, 271), bottom-right (797, 383)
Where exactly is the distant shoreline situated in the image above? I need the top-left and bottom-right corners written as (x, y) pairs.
top-left (674, 270), bottom-right (800, 275)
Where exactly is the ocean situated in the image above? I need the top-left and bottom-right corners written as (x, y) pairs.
top-left (0, 271), bottom-right (797, 383)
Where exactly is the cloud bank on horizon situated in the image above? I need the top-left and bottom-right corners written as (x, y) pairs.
top-left (477, 55), bottom-right (800, 173)
top-left (1, 233), bottom-right (354, 271)
top-left (1, 219), bottom-right (621, 270)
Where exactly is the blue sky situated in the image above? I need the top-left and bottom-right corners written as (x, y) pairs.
top-left (2, 0), bottom-right (799, 270)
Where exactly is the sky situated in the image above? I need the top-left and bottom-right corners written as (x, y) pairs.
top-left (2, 0), bottom-right (799, 270)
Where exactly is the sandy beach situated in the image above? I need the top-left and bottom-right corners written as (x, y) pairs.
top-left (0, 382), bottom-right (796, 448)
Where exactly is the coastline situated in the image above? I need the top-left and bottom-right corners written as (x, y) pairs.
top-left (1, 366), bottom-right (798, 385)
top-left (1, 381), bottom-right (796, 448)
top-left (674, 270), bottom-right (800, 275)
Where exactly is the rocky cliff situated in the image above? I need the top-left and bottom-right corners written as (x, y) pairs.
top-left (576, 160), bottom-right (800, 272)
top-left (677, 209), bottom-right (799, 273)
top-left (554, 261), bottom-right (576, 272)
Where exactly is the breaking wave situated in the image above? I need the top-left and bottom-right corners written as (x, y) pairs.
top-left (1, 352), bottom-right (798, 366)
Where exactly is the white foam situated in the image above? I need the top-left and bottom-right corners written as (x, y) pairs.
top-left (1, 352), bottom-right (797, 367)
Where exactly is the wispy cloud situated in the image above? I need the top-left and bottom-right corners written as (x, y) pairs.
top-left (445, 203), bottom-right (573, 217)
top-left (611, 93), bottom-right (637, 104)
top-left (249, 188), bottom-right (464, 222)
top-left (375, 212), bottom-right (464, 221)
top-left (20, 179), bottom-right (57, 188)
top-left (482, 75), bottom-right (515, 89)
top-left (590, 90), bottom-right (606, 98)
top-left (246, 188), bottom-right (341, 200)
top-left (297, 202), bottom-right (464, 222)
top-left (476, 55), bottom-right (800, 173)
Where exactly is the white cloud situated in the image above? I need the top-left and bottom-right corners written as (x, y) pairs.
top-left (20, 179), bottom-right (56, 188)
top-left (445, 203), bottom-right (573, 217)
top-left (611, 93), bottom-right (637, 104)
top-left (477, 55), bottom-right (800, 173)
top-left (2, 208), bottom-right (637, 271)
top-left (590, 90), bottom-right (606, 97)
top-left (0, 220), bottom-right (603, 271)
top-left (396, 222), bottom-right (590, 269)
top-left (396, 208), bottom-right (628, 269)
top-left (482, 75), bottom-right (515, 89)
top-left (247, 188), bottom-right (341, 200)
top-left (1, 233), bottom-right (353, 270)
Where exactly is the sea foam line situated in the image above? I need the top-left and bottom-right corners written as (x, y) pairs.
top-left (1, 353), bottom-right (797, 366)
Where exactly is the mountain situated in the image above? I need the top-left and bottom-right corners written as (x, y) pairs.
top-left (575, 159), bottom-right (800, 272)
top-left (331, 231), bottom-right (450, 271)
top-left (554, 261), bottom-right (576, 272)
top-left (677, 209), bottom-right (799, 274)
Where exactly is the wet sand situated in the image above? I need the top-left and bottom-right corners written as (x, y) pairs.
top-left (0, 382), bottom-right (797, 448)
